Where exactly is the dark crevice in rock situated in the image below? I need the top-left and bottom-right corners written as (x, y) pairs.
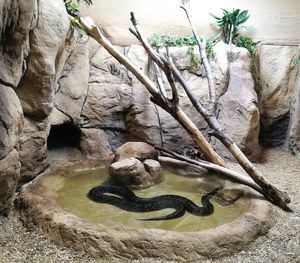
top-left (259, 113), bottom-right (290, 147)
top-left (0, 78), bottom-right (15, 89)
top-left (47, 122), bottom-right (81, 150)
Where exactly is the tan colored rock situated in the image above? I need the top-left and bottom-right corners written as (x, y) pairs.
top-left (16, 0), bottom-right (70, 118)
top-left (0, 150), bottom-right (21, 215)
top-left (113, 142), bottom-right (158, 162)
top-left (216, 188), bottom-right (244, 206)
top-left (216, 47), bottom-right (261, 161)
top-left (259, 44), bottom-right (300, 147)
top-left (109, 157), bottom-right (152, 187)
top-left (0, 0), bottom-right (37, 88)
top-left (80, 128), bottom-right (113, 158)
top-left (81, 82), bottom-right (131, 130)
top-left (55, 43), bottom-right (90, 124)
top-left (143, 159), bottom-right (163, 183)
top-left (259, 45), bottom-right (299, 123)
top-left (0, 85), bottom-right (24, 159)
top-left (18, 117), bottom-right (50, 185)
top-left (49, 108), bottom-right (70, 126)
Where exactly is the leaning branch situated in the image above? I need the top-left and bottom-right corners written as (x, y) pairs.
top-left (177, 7), bottom-right (291, 211)
top-left (180, 5), bottom-right (217, 112)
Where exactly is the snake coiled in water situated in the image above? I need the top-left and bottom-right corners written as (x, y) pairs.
top-left (88, 185), bottom-right (222, 221)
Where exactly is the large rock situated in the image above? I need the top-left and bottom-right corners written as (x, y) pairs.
top-left (0, 86), bottom-right (23, 215)
top-left (14, 0), bottom-right (72, 183)
top-left (16, 0), bottom-right (70, 118)
top-left (109, 157), bottom-right (152, 188)
top-left (0, 85), bottom-right (24, 159)
top-left (113, 142), bottom-right (158, 162)
top-left (259, 44), bottom-right (300, 147)
top-left (0, 0), bottom-right (37, 88)
top-left (18, 117), bottom-right (50, 185)
top-left (79, 128), bottom-right (113, 158)
top-left (0, 150), bottom-right (21, 215)
top-left (143, 159), bottom-right (163, 183)
top-left (216, 47), bottom-right (261, 160)
top-left (54, 42), bottom-right (91, 124)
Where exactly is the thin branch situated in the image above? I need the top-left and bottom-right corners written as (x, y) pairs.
top-left (153, 63), bottom-right (168, 99)
top-left (156, 146), bottom-right (264, 195)
top-left (180, 6), bottom-right (217, 112)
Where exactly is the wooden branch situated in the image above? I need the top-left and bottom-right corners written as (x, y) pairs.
top-left (179, 8), bottom-right (291, 210)
top-left (153, 63), bottom-right (168, 99)
top-left (156, 146), bottom-right (264, 195)
top-left (180, 6), bottom-right (217, 112)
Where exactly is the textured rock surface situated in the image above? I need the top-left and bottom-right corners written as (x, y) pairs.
top-left (0, 0), bottom-right (37, 88)
top-left (0, 85), bottom-right (24, 159)
top-left (216, 47), bottom-right (261, 160)
top-left (288, 73), bottom-right (300, 153)
top-left (18, 118), bottom-right (50, 184)
top-left (51, 41), bottom-right (264, 160)
top-left (0, 84), bottom-right (23, 215)
top-left (0, 150), bottom-right (21, 215)
top-left (113, 141), bottom-right (158, 162)
top-left (259, 44), bottom-right (300, 147)
top-left (143, 159), bottom-right (162, 183)
top-left (15, 0), bottom-right (71, 184)
top-left (109, 142), bottom-right (162, 188)
top-left (79, 128), bottom-right (113, 158)
top-left (55, 42), bottom-right (91, 124)
top-left (16, 0), bottom-right (70, 118)
top-left (109, 157), bottom-right (152, 187)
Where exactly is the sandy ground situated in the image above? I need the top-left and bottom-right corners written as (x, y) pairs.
top-left (0, 148), bottom-right (299, 263)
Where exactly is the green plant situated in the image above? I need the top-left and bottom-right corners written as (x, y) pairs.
top-left (149, 34), bottom-right (197, 47)
top-left (293, 58), bottom-right (300, 65)
top-left (187, 46), bottom-right (202, 69)
top-left (149, 34), bottom-right (215, 69)
top-left (64, 0), bottom-right (92, 41)
top-left (64, 0), bottom-right (93, 17)
top-left (235, 36), bottom-right (259, 55)
top-left (211, 9), bottom-right (250, 45)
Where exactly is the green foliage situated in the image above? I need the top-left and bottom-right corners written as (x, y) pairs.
top-left (293, 58), bottom-right (300, 65)
top-left (64, 1), bottom-right (80, 17)
top-left (211, 9), bottom-right (268, 91)
top-left (149, 34), bottom-right (215, 69)
top-left (235, 36), bottom-right (259, 55)
top-left (64, 0), bottom-right (91, 42)
top-left (187, 46), bottom-right (202, 69)
top-left (211, 8), bottom-right (250, 44)
top-left (149, 34), bottom-right (197, 47)
top-left (64, 0), bottom-right (93, 17)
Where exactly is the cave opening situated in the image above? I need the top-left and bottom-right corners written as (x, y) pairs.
top-left (47, 122), bottom-right (82, 150)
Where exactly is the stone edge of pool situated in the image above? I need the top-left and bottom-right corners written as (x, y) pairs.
top-left (16, 159), bottom-right (275, 262)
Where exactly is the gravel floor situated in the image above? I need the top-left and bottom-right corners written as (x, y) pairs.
top-left (0, 148), bottom-right (299, 263)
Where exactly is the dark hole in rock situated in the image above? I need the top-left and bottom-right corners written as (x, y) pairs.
top-left (259, 113), bottom-right (290, 147)
top-left (47, 122), bottom-right (81, 150)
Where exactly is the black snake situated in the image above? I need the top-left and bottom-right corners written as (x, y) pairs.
top-left (88, 184), bottom-right (222, 221)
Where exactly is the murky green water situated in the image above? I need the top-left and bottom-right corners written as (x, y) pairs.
top-left (49, 165), bottom-right (250, 232)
